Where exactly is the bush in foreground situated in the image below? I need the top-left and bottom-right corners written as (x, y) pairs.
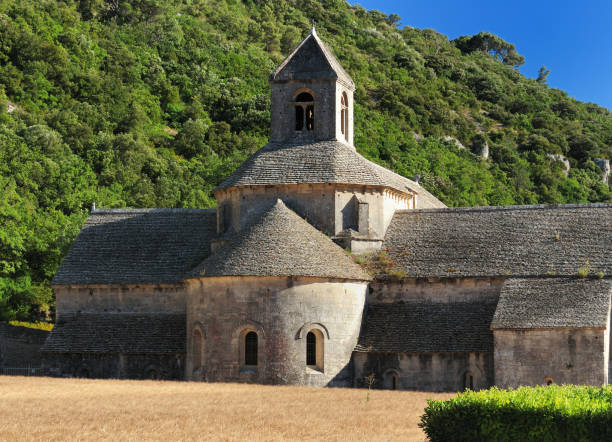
top-left (420, 385), bottom-right (612, 442)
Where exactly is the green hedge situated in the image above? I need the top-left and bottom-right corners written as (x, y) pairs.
top-left (419, 385), bottom-right (612, 442)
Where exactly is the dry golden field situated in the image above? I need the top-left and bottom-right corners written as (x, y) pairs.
top-left (0, 376), bottom-right (453, 441)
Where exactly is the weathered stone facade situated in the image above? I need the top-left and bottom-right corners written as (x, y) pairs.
top-left (42, 27), bottom-right (612, 391)
top-left (186, 276), bottom-right (367, 386)
top-left (493, 328), bottom-right (608, 388)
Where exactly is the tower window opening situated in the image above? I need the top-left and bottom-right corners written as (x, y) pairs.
top-left (245, 331), bottom-right (258, 366)
top-left (296, 92), bottom-right (314, 102)
top-left (295, 106), bottom-right (304, 131)
top-left (341, 92), bottom-right (348, 141)
top-left (294, 92), bottom-right (314, 132)
top-left (306, 105), bottom-right (314, 130)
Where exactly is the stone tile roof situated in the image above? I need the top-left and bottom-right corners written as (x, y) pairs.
top-left (215, 140), bottom-right (445, 208)
top-left (355, 300), bottom-right (497, 353)
top-left (271, 27), bottom-right (354, 87)
top-left (41, 313), bottom-right (186, 354)
top-left (491, 277), bottom-right (612, 329)
top-left (384, 204), bottom-right (612, 278)
top-left (52, 209), bottom-right (217, 286)
top-left (189, 199), bottom-right (371, 280)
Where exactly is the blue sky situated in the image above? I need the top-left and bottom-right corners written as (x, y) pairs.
top-left (349, 1), bottom-right (612, 111)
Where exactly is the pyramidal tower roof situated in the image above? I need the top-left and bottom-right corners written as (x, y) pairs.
top-left (188, 199), bottom-right (370, 280)
top-left (271, 25), bottom-right (354, 88)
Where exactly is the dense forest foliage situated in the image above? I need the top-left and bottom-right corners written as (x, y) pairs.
top-left (1, 0), bottom-right (611, 321)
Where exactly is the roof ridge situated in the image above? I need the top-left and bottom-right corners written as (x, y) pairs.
top-left (91, 208), bottom-right (216, 215)
top-left (395, 202), bottom-right (612, 215)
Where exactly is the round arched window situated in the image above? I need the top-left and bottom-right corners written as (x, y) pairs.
top-left (294, 92), bottom-right (314, 131)
top-left (341, 92), bottom-right (349, 141)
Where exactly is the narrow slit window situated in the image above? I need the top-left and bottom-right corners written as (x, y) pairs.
top-left (245, 331), bottom-right (258, 366)
top-left (193, 329), bottom-right (203, 370)
top-left (341, 92), bottom-right (348, 141)
top-left (306, 331), bottom-right (316, 365)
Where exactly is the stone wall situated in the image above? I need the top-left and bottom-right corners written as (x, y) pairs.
top-left (0, 322), bottom-right (49, 367)
top-left (353, 351), bottom-right (493, 391)
top-left (368, 277), bottom-right (504, 305)
top-left (353, 278), bottom-right (502, 391)
top-left (43, 352), bottom-right (184, 379)
top-left (334, 186), bottom-right (410, 239)
top-left (215, 183), bottom-right (413, 248)
top-left (186, 276), bottom-right (367, 387)
top-left (494, 328), bottom-right (609, 388)
top-left (216, 184), bottom-right (336, 236)
top-left (54, 284), bottom-right (186, 320)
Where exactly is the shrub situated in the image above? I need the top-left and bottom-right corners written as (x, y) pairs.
top-left (577, 258), bottom-right (591, 278)
top-left (419, 385), bottom-right (612, 442)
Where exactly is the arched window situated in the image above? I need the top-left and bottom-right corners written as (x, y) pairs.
top-left (306, 332), bottom-right (316, 365)
top-left (463, 371), bottom-right (474, 391)
top-left (545, 376), bottom-right (554, 386)
top-left (340, 92), bottom-right (348, 141)
top-left (305, 329), bottom-right (324, 371)
top-left (193, 328), bottom-right (203, 371)
top-left (383, 370), bottom-right (400, 390)
top-left (294, 92), bottom-right (314, 132)
top-left (245, 331), bottom-right (258, 366)
top-left (146, 367), bottom-right (160, 380)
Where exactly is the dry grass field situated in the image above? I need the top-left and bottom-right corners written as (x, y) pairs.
top-left (0, 376), bottom-right (453, 441)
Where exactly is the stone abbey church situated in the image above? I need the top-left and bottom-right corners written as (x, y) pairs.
top-left (43, 28), bottom-right (612, 391)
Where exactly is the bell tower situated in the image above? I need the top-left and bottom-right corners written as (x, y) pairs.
top-left (269, 26), bottom-right (355, 146)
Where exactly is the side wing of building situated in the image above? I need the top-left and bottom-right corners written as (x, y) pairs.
top-left (44, 209), bottom-right (217, 379)
top-left (356, 204), bottom-right (612, 390)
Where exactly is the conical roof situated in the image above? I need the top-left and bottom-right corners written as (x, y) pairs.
top-left (271, 26), bottom-right (354, 87)
top-left (188, 199), bottom-right (371, 280)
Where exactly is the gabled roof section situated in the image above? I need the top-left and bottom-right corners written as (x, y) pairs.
top-left (214, 140), bottom-right (445, 207)
top-left (491, 277), bottom-right (612, 329)
top-left (189, 199), bottom-right (370, 280)
top-left (53, 209), bottom-right (217, 286)
top-left (41, 313), bottom-right (186, 354)
top-left (355, 300), bottom-right (497, 353)
top-left (271, 26), bottom-right (354, 88)
top-left (384, 204), bottom-right (612, 278)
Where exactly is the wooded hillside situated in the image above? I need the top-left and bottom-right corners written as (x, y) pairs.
top-left (1, 0), bottom-right (611, 320)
